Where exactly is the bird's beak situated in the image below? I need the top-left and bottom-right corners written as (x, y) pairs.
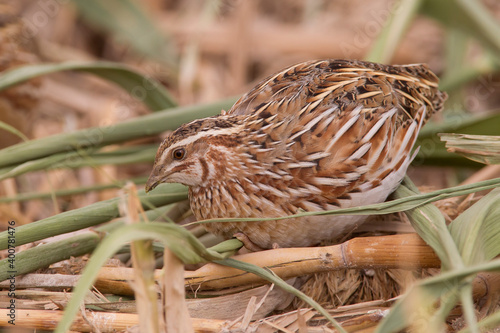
top-left (145, 178), bottom-right (159, 193)
top-left (145, 169), bottom-right (162, 193)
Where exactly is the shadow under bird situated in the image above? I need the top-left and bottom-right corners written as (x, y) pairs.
top-left (146, 59), bottom-right (447, 250)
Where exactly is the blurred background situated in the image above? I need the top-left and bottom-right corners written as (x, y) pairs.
top-left (1, 2), bottom-right (500, 329)
top-left (1, 0), bottom-right (500, 222)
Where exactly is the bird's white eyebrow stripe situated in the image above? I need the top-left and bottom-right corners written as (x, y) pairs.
top-left (158, 126), bottom-right (243, 164)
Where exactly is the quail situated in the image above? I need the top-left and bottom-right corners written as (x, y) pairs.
top-left (146, 59), bottom-right (447, 250)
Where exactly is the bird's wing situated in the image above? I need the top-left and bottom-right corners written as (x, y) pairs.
top-left (231, 59), bottom-right (446, 209)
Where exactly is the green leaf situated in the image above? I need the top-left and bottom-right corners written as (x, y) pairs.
top-left (0, 61), bottom-right (176, 111)
top-left (54, 222), bottom-right (227, 333)
top-left (439, 52), bottom-right (500, 92)
top-left (54, 221), bottom-right (344, 333)
top-left (0, 205), bottom-right (171, 281)
top-left (449, 188), bottom-right (500, 264)
top-left (378, 179), bottom-right (500, 333)
top-left (218, 258), bottom-right (347, 333)
top-left (0, 183), bottom-right (187, 250)
top-left (366, 0), bottom-right (423, 63)
top-left (439, 134), bottom-right (500, 165)
top-left (415, 112), bottom-right (500, 166)
top-left (460, 310), bottom-right (500, 333)
top-left (70, 0), bottom-right (177, 66)
top-left (376, 259), bottom-right (500, 332)
top-left (421, 0), bottom-right (500, 56)
top-left (392, 178), bottom-right (464, 271)
top-left (0, 120), bottom-right (29, 142)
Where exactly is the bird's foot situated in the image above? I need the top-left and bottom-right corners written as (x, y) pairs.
top-left (233, 232), bottom-right (265, 252)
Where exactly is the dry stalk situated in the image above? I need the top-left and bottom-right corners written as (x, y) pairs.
top-left (162, 247), bottom-right (194, 333)
top-left (0, 309), bottom-right (231, 332)
top-left (185, 233), bottom-right (440, 290)
top-left (122, 183), bottom-right (163, 333)
top-left (90, 233), bottom-right (440, 295)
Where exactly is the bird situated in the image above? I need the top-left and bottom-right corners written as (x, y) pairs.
top-left (145, 59), bottom-right (447, 250)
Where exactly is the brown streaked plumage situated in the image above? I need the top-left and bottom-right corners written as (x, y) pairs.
top-left (146, 59), bottom-right (447, 250)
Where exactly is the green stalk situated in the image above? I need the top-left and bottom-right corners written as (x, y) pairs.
top-left (0, 235), bottom-right (98, 282)
top-left (0, 148), bottom-right (96, 181)
top-left (70, 0), bottom-right (177, 67)
top-left (459, 310), bottom-right (500, 333)
top-left (184, 177), bottom-right (500, 227)
top-left (0, 121), bottom-right (29, 142)
top-left (366, 0), bottom-right (422, 63)
top-left (393, 177), bottom-right (464, 270)
top-left (49, 146), bottom-right (156, 169)
top-left (460, 284), bottom-right (479, 333)
top-left (0, 177), bottom-right (148, 203)
top-left (218, 258), bottom-right (347, 333)
top-left (0, 184), bottom-right (187, 250)
top-left (0, 206), bottom-right (166, 281)
top-left (0, 62), bottom-right (177, 110)
top-left (421, 0), bottom-right (500, 56)
top-left (375, 259), bottom-right (500, 332)
top-left (0, 97), bottom-right (237, 169)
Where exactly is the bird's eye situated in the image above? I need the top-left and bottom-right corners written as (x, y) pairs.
top-left (172, 148), bottom-right (186, 160)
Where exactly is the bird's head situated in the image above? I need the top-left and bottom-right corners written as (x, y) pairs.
top-left (145, 116), bottom-right (243, 192)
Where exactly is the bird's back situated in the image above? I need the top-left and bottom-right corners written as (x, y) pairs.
top-left (229, 59), bottom-right (446, 122)
top-left (202, 59), bottom-right (447, 248)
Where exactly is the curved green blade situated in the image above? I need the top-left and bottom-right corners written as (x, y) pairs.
top-left (0, 61), bottom-right (176, 111)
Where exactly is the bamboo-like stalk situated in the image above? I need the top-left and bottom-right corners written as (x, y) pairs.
top-left (1, 274), bottom-right (496, 332)
top-left (0, 183), bottom-right (187, 251)
top-left (0, 205), bottom-right (172, 281)
top-left (89, 233), bottom-right (440, 294)
top-left (0, 176), bottom-right (148, 203)
top-left (0, 97), bottom-right (236, 169)
top-left (0, 309), bottom-right (229, 332)
top-left (0, 146), bottom-right (157, 181)
top-left (188, 233), bottom-right (440, 290)
top-left (4, 233), bottom-right (435, 295)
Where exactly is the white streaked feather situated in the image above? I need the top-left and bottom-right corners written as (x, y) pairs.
top-left (320, 114), bottom-right (336, 129)
top-left (272, 157), bottom-right (286, 163)
top-left (389, 120), bottom-right (418, 169)
top-left (325, 105), bottom-right (363, 152)
top-left (289, 128), bottom-right (308, 141)
top-left (257, 183), bottom-right (287, 197)
top-left (256, 147), bottom-right (274, 153)
top-left (286, 161), bottom-right (317, 168)
top-left (304, 151), bottom-right (331, 161)
top-left (257, 170), bottom-right (282, 179)
top-left (288, 188), bottom-right (304, 197)
top-left (312, 177), bottom-right (350, 187)
top-left (303, 184), bottom-right (322, 194)
top-left (244, 178), bottom-right (259, 192)
top-left (301, 200), bottom-right (323, 211)
top-left (350, 142), bottom-right (372, 160)
top-left (366, 133), bottom-right (388, 168)
top-left (362, 107), bottom-right (396, 142)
